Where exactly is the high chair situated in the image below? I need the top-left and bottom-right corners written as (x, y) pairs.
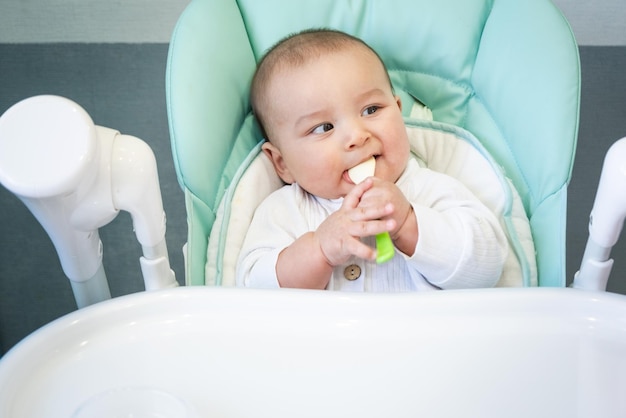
top-left (10, 5), bottom-right (626, 417)
top-left (166, 0), bottom-right (580, 288)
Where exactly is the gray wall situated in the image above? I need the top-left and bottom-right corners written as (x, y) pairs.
top-left (0, 1), bottom-right (624, 46)
top-left (1, 1), bottom-right (626, 355)
top-left (554, 0), bottom-right (626, 46)
top-left (0, 1), bottom-right (190, 43)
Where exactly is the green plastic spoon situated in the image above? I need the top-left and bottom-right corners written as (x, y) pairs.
top-left (348, 156), bottom-right (395, 264)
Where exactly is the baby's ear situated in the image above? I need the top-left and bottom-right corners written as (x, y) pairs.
top-left (395, 95), bottom-right (403, 111)
top-left (262, 141), bottom-right (295, 184)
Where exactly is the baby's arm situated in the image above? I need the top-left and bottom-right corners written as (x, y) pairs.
top-left (404, 169), bottom-right (507, 289)
top-left (273, 232), bottom-right (332, 289)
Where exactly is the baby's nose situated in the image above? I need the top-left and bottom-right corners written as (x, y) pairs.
top-left (346, 123), bottom-right (370, 149)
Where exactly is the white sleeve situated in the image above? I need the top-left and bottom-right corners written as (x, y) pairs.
top-left (235, 186), bottom-right (309, 288)
top-left (402, 166), bottom-right (507, 289)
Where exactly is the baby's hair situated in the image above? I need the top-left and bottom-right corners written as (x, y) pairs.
top-left (250, 28), bottom-right (393, 140)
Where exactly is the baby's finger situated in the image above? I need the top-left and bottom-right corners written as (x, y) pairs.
top-left (345, 238), bottom-right (377, 261)
top-left (350, 218), bottom-right (396, 237)
top-left (349, 202), bottom-right (395, 222)
top-left (343, 178), bottom-right (373, 209)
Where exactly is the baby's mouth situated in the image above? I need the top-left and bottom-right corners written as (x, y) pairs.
top-left (347, 156), bottom-right (377, 184)
top-left (343, 170), bottom-right (355, 184)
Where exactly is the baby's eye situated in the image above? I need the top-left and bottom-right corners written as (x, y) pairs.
top-left (362, 105), bottom-right (380, 116)
top-left (311, 123), bottom-right (334, 134)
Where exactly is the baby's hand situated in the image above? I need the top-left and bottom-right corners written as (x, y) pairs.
top-left (358, 178), bottom-right (413, 241)
top-left (314, 179), bottom-right (395, 265)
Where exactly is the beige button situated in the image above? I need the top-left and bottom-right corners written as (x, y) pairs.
top-left (344, 264), bottom-right (361, 281)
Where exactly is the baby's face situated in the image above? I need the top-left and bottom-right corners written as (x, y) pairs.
top-left (262, 46), bottom-right (410, 200)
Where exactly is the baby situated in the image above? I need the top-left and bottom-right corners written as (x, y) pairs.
top-left (236, 29), bottom-right (507, 291)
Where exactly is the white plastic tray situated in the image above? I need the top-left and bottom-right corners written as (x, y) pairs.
top-left (1, 287), bottom-right (626, 417)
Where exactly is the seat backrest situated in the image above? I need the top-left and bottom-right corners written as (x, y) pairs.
top-left (166, 0), bottom-right (580, 287)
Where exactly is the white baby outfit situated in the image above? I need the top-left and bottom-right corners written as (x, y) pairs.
top-left (236, 158), bottom-right (507, 291)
